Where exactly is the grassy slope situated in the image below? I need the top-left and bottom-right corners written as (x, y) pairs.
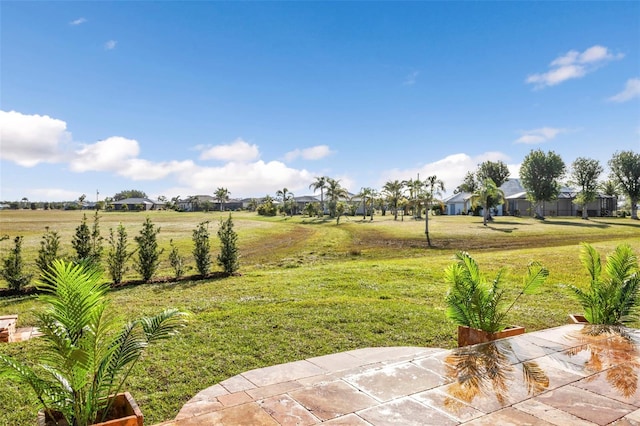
top-left (0, 210), bottom-right (638, 424)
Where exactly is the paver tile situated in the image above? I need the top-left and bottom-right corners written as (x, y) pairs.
top-left (345, 346), bottom-right (436, 365)
top-left (289, 380), bottom-right (377, 421)
top-left (534, 386), bottom-right (636, 425)
top-left (412, 388), bottom-right (484, 422)
top-left (513, 398), bottom-right (597, 426)
top-left (572, 363), bottom-right (640, 407)
top-left (176, 402), bottom-right (278, 425)
top-left (307, 351), bottom-right (365, 372)
top-left (187, 384), bottom-right (229, 402)
top-left (320, 413), bottom-right (372, 425)
top-left (246, 380), bottom-right (303, 400)
top-left (461, 407), bottom-right (554, 425)
top-left (220, 374), bottom-right (257, 393)
top-left (217, 391), bottom-right (252, 407)
top-left (345, 362), bottom-right (446, 402)
top-left (259, 394), bottom-right (318, 426)
top-left (243, 360), bottom-right (326, 387)
top-left (174, 399), bottom-right (224, 420)
top-left (357, 397), bottom-right (458, 426)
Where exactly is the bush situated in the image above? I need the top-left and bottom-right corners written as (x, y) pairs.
top-left (257, 200), bottom-right (277, 216)
top-left (169, 239), bottom-right (186, 279)
top-left (36, 227), bottom-right (61, 282)
top-left (134, 217), bottom-right (162, 282)
top-left (107, 223), bottom-right (132, 284)
top-left (0, 236), bottom-right (32, 290)
top-left (217, 214), bottom-right (239, 275)
top-left (192, 221), bottom-right (211, 276)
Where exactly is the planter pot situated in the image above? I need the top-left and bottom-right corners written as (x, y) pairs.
top-left (568, 314), bottom-right (589, 324)
top-left (457, 325), bottom-right (525, 347)
top-left (37, 392), bottom-right (143, 426)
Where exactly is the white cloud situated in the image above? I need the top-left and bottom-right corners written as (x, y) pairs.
top-left (70, 136), bottom-right (194, 180)
top-left (284, 145), bottom-right (333, 162)
top-left (199, 138), bottom-right (260, 162)
top-left (30, 188), bottom-right (83, 200)
top-left (175, 160), bottom-right (314, 196)
top-left (526, 45), bottom-right (623, 89)
top-left (104, 40), bottom-right (117, 50)
top-left (70, 137), bottom-right (140, 172)
top-left (379, 152), bottom-right (513, 196)
top-left (607, 78), bottom-right (640, 103)
top-left (0, 110), bottom-right (70, 166)
top-left (70, 17), bottom-right (87, 25)
top-left (514, 127), bottom-right (567, 144)
top-left (403, 71), bottom-right (419, 86)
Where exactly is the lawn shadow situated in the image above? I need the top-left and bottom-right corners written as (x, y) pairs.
top-left (593, 219), bottom-right (640, 228)
top-left (300, 217), bottom-right (333, 225)
top-left (542, 219), bottom-right (610, 229)
top-left (485, 225), bottom-right (517, 233)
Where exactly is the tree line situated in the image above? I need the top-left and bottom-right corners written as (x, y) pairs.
top-left (0, 212), bottom-right (239, 292)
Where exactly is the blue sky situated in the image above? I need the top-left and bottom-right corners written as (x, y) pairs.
top-left (1, 1), bottom-right (638, 202)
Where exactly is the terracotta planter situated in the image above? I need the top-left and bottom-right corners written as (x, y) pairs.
top-left (457, 325), bottom-right (525, 347)
top-left (568, 314), bottom-right (589, 324)
top-left (37, 392), bottom-right (143, 426)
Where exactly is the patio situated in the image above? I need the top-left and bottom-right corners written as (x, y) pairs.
top-left (156, 324), bottom-right (640, 425)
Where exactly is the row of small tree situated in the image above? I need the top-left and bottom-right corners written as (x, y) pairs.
top-left (0, 213), bottom-right (239, 291)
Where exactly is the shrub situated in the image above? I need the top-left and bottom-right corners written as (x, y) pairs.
top-left (568, 243), bottom-right (640, 325)
top-left (36, 227), bottom-right (61, 282)
top-left (192, 221), bottom-right (211, 276)
top-left (169, 239), bottom-right (186, 279)
top-left (217, 214), bottom-right (239, 275)
top-left (72, 212), bottom-right (103, 267)
top-left (107, 223), bottom-right (133, 284)
top-left (0, 236), bottom-right (32, 290)
top-left (134, 217), bottom-right (162, 282)
top-left (257, 200), bottom-right (277, 216)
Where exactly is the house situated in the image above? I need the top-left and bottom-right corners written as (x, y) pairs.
top-left (178, 195), bottom-right (215, 212)
top-left (444, 179), bottom-right (617, 217)
top-left (110, 198), bottom-right (164, 211)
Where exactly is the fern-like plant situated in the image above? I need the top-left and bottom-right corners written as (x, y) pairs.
top-left (0, 260), bottom-right (187, 425)
top-left (569, 243), bottom-right (639, 325)
top-left (445, 251), bottom-right (548, 333)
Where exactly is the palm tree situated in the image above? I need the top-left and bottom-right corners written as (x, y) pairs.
top-left (309, 176), bottom-right (328, 217)
top-left (356, 187), bottom-right (376, 220)
top-left (403, 178), bottom-right (424, 219)
top-left (424, 175), bottom-right (445, 247)
top-left (325, 178), bottom-right (349, 218)
top-left (276, 188), bottom-right (294, 216)
top-left (186, 195), bottom-right (199, 212)
top-left (470, 178), bottom-right (505, 226)
top-left (383, 180), bottom-right (405, 220)
top-left (214, 187), bottom-right (230, 212)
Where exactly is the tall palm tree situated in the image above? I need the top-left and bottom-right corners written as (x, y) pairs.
top-left (383, 180), bottom-right (405, 220)
top-left (325, 178), bottom-right (348, 218)
top-left (214, 187), bottom-right (230, 212)
top-left (403, 178), bottom-right (424, 219)
top-left (470, 178), bottom-right (505, 226)
top-left (424, 175), bottom-right (445, 247)
top-left (309, 176), bottom-right (328, 217)
top-left (276, 188), bottom-right (294, 216)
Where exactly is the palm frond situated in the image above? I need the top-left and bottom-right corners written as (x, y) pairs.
top-left (139, 308), bottom-right (188, 344)
top-left (579, 243), bottom-right (602, 283)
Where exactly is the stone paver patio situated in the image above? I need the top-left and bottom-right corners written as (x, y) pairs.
top-left (157, 324), bottom-right (640, 425)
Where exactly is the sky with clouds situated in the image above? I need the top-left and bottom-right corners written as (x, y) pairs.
top-left (1, 2), bottom-right (638, 202)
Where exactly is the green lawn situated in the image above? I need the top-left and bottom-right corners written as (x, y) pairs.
top-left (0, 210), bottom-right (639, 424)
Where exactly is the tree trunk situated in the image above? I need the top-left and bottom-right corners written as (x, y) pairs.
top-left (582, 203), bottom-right (588, 220)
top-left (632, 197), bottom-right (639, 220)
top-left (425, 211), bottom-right (432, 247)
top-left (320, 190), bottom-right (324, 217)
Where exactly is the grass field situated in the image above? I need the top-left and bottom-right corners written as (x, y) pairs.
top-left (0, 210), bottom-right (639, 424)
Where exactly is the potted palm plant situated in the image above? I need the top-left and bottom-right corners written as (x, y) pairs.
top-left (568, 243), bottom-right (639, 325)
top-left (445, 251), bottom-right (548, 346)
top-left (0, 260), bottom-right (187, 426)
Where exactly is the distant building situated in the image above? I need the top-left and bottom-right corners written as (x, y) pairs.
top-left (443, 179), bottom-right (616, 217)
top-left (110, 198), bottom-right (165, 211)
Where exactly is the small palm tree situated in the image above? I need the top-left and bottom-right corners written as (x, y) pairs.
top-left (275, 188), bottom-right (294, 216)
top-left (424, 175), bottom-right (445, 247)
top-left (0, 260), bottom-right (187, 426)
top-left (214, 187), bottom-right (230, 212)
top-left (325, 178), bottom-right (349, 218)
top-left (445, 251), bottom-right (548, 333)
top-left (470, 178), bottom-right (505, 226)
top-left (569, 243), bottom-right (640, 325)
top-left (309, 176), bottom-right (328, 217)
top-left (383, 180), bottom-right (405, 221)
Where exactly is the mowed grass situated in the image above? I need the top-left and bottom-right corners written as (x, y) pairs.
top-left (0, 210), bottom-right (639, 424)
